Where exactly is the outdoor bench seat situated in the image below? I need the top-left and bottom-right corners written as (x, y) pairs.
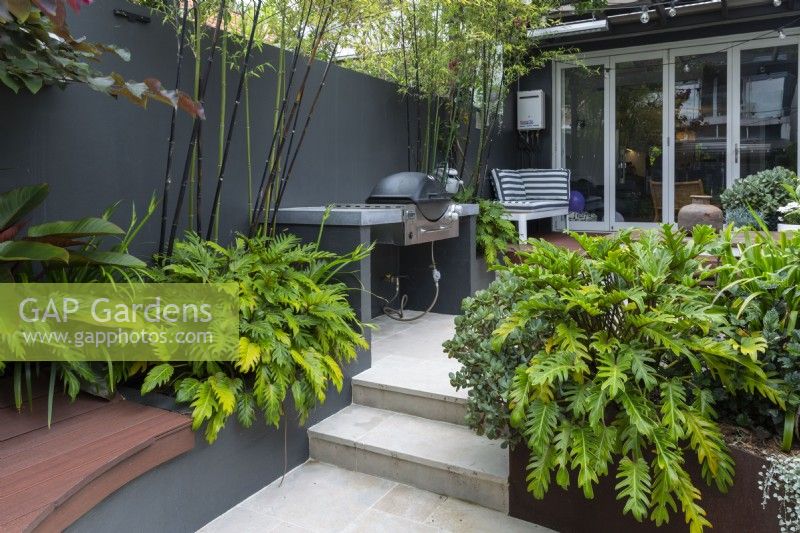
top-left (490, 168), bottom-right (570, 242)
top-left (0, 383), bottom-right (194, 532)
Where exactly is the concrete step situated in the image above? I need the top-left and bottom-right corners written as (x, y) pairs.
top-left (352, 354), bottom-right (468, 426)
top-left (308, 404), bottom-right (509, 513)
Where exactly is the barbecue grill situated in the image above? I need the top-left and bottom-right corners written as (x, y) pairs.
top-left (335, 172), bottom-right (461, 246)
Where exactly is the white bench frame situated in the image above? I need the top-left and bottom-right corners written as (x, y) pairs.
top-left (492, 168), bottom-right (571, 243)
top-left (504, 208), bottom-right (569, 242)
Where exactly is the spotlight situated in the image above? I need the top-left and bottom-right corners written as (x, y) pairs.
top-left (668, 1), bottom-right (677, 17)
top-left (640, 6), bottom-right (650, 23)
top-left (774, 0), bottom-right (782, 7)
top-left (779, 29), bottom-right (787, 39)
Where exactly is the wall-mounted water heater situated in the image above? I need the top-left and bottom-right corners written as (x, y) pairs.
top-left (517, 89), bottom-right (545, 131)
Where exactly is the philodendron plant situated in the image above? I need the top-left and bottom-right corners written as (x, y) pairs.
top-left (462, 226), bottom-right (782, 533)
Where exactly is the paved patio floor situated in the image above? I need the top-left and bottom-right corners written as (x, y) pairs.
top-left (199, 460), bottom-right (548, 532)
top-left (200, 313), bottom-right (552, 533)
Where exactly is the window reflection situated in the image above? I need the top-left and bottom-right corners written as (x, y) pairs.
top-left (740, 46), bottom-right (798, 177)
top-left (615, 59), bottom-right (662, 223)
top-left (563, 67), bottom-right (605, 223)
top-left (674, 53), bottom-right (727, 213)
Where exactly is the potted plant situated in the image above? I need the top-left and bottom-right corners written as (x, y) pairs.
top-left (445, 227), bottom-right (792, 532)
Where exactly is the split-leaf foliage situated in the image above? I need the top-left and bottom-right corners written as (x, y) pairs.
top-left (144, 232), bottom-right (372, 443)
top-left (447, 225), bottom-right (784, 533)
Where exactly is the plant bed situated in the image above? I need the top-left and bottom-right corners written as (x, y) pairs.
top-left (509, 442), bottom-right (779, 533)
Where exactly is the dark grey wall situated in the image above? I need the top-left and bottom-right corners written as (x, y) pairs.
top-left (0, 0), bottom-right (411, 257)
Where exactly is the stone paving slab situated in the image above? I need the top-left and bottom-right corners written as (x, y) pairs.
top-left (198, 461), bottom-right (552, 533)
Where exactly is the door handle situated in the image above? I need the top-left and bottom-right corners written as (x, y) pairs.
top-left (735, 143), bottom-right (739, 164)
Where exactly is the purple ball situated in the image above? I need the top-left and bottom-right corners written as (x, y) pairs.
top-left (569, 191), bottom-right (585, 213)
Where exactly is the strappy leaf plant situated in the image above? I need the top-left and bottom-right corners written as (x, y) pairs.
top-left (483, 226), bottom-right (781, 533)
top-left (0, 186), bottom-right (156, 425)
top-left (714, 225), bottom-right (800, 450)
top-left (144, 232), bottom-right (372, 442)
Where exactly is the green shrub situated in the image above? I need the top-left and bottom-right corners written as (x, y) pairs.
top-left (486, 227), bottom-right (781, 532)
top-left (778, 181), bottom-right (800, 225)
top-left (476, 199), bottom-right (518, 265)
top-left (720, 167), bottom-right (798, 230)
top-left (143, 232), bottom-right (371, 443)
top-left (445, 271), bottom-right (543, 445)
top-left (714, 227), bottom-right (800, 450)
top-left (724, 206), bottom-right (775, 230)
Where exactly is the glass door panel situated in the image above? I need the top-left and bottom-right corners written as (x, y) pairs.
top-left (562, 66), bottom-right (606, 228)
top-left (614, 58), bottom-right (663, 224)
top-left (739, 45), bottom-right (798, 177)
top-left (673, 52), bottom-right (728, 217)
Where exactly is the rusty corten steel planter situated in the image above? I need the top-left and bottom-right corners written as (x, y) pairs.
top-left (509, 444), bottom-right (778, 533)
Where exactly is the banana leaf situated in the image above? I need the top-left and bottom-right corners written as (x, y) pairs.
top-left (0, 240), bottom-right (69, 262)
top-left (0, 184), bottom-right (48, 231)
top-left (27, 217), bottom-right (125, 239)
top-left (68, 250), bottom-right (147, 268)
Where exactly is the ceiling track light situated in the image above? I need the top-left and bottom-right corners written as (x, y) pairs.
top-left (668, 0), bottom-right (678, 17)
top-left (640, 6), bottom-right (650, 24)
top-left (774, 0), bottom-right (782, 7)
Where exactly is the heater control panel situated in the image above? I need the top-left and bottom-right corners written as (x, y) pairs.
top-left (517, 89), bottom-right (545, 131)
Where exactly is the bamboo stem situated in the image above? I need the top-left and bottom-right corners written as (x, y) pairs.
top-left (410, 0), bottom-right (422, 171)
top-left (188, 5), bottom-right (202, 227)
top-left (251, 1), bottom-right (324, 234)
top-left (398, 6), bottom-right (411, 171)
top-left (269, 5), bottom-right (350, 232)
top-left (250, 0), bottom-right (315, 233)
top-left (196, 120), bottom-right (203, 234)
top-left (245, 75), bottom-right (253, 224)
top-left (157, 0), bottom-right (190, 259)
top-left (166, 0), bottom-right (226, 257)
top-left (206, 0), bottom-right (264, 240)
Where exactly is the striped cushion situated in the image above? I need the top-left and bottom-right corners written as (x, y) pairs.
top-left (501, 200), bottom-right (569, 212)
top-left (491, 169), bottom-right (526, 202)
top-left (518, 169), bottom-right (570, 202)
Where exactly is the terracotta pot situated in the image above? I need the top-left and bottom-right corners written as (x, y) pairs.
top-left (677, 195), bottom-right (724, 231)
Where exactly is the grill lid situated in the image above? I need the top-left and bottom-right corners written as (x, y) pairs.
top-left (365, 172), bottom-right (453, 221)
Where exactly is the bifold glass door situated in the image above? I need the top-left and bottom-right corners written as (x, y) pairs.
top-left (560, 63), bottom-right (608, 231)
top-left (671, 51), bottom-right (728, 220)
top-left (737, 44), bottom-right (798, 178)
top-left (613, 56), bottom-right (665, 227)
top-left (557, 37), bottom-right (799, 230)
